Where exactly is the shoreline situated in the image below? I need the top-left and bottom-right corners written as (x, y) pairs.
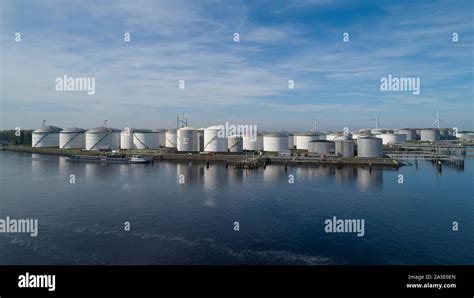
top-left (2, 145), bottom-right (401, 169)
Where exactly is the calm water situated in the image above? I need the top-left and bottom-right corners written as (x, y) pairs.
top-left (0, 151), bottom-right (473, 265)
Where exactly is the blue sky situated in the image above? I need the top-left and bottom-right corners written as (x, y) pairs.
top-left (1, 0), bottom-right (472, 131)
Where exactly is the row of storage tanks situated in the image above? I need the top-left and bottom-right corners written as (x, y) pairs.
top-left (32, 125), bottom-right (472, 157)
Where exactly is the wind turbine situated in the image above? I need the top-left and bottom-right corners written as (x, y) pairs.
top-left (430, 111), bottom-right (446, 129)
top-left (314, 115), bottom-right (321, 132)
top-left (369, 112), bottom-right (382, 129)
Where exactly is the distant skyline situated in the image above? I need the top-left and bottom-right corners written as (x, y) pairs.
top-left (1, 0), bottom-right (473, 131)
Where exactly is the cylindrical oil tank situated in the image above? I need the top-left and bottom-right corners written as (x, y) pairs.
top-left (334, 135), bottom-right (350, 141)
top-left (263, 132), bottom-right (289, 152)
top-left (59, 127), bottom-right (86, 149)
top-left (204, 126), bottom-right (228, 152)
top-left (326, 133), bottom-right (343, 141)
top-left (396, 129), bottom-right (416, 141)
top-left (283, 132), bottom-right (294, 149)
top-left (134, 129), bottom-right (160, 149)
top-left (357, 137), bottom-right (383, 157)
top-left (352, 132), bottom-right (372, 140)
top-left (335, 140), bottom-right (355, 157)
top-left (32, 125), bottom-right (62, 148)
top-left (295, 132), bottom-right (320, 150)
top-left (177, 127), bottom-right (199, 152)
top-left (379, 133), bottom-right (406, 144)
top-left (156, 129), bottom-right (167, 147)
top-left (308, 140), bottom-right (335, 155)
top-left (228, 136), bottom-right (243, 152)
top-left (370, 128), bottom-right (386, 135)
top-left (120, 128), bottom-right (134, 149)
top-left (165, 130), bottom-right (177, 148)
top-left (85, 127), bottom-right (120, 150)
top-left (420, 129), bottom-right (440, 141)
top-left (242, 133), bottom-right (263, 151)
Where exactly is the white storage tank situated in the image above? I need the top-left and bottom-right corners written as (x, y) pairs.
top-left (284, 132), bottom-right (295, 149)
top-left (134, 129), bottom-right (160, 149)
top-left (59, 127), bottom-right (85, 149)
top-left (335, 140), bottom-right (355, 157)
top-left (379, 133), bottom-right (406, 144)
top-left (370, 128), bottom-right (386, 135)
top-left (165, 130), bottom-right (177, 148)
top-left (120, 128), bottom-right (134, 149)
top-left (85, 127), bottom-right (120, 151)
top-left (420, 129), bottom-right (440, 141)
top-left (204, 126), bottom-right (228, 152)
top-left (228, 136), bottom-right (243, 152)
top-left (177, 127), bottom-right (199, 152)
top-left (308, 140), bottom-right (335, 155)
top-left (357, 137), bottom-right (383, 157)
top-left (242, 133), bottom-right (263, 151)
top-left (326, 132), bottom-right (343, 141)
top-left (396, 129), bottom-right (416, 141)
top-left (295, 132), bottom-right (320, 150)
top-left (156, 129), bottom-right (168, 147)
top-left (263, 132), bottom-right (289, 152)
top-left (32, 125), bottom-right (62, 148)
top-left (351, 132), bottom-right (372, 140)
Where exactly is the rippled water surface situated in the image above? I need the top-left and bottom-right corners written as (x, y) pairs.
top-left (0, 151), bottom-right (473, 265)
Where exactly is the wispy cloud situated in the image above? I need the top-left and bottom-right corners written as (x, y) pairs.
top-left (0, 0), bottom-right (472, 131)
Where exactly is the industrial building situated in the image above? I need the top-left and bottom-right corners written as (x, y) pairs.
top-left (228, 136), bottom-right (243, 152)
top-left (308, 140), bottom-right (335, 155)
top-left (177, 127), bottom-right (199, 152)
top-left (335, 140), bottom-right (355, 157)
top-left (133, 129), bottom-right (160, 149)
top-left (396, 129), bottom-right (417, 141)
top-left (357, 137), bottom-right (383, 157)
top-left (59, 127), bottom-right (86, 149)
top-left (203, 126), bottom-right (228, 152)
top-left (294, 132), bottom-right (320, 150)
top-left (263, 132), bottom-right (289, 152)
top-left (85, 127), bottom-right (120, 150)
top-left (156, 129), bottom-right (168, 147)
top-left (242, 133), bottom-right (263, 151)
top-left (378, 133), bottom-right (407, 144)
top-left (32, 125), bottom-right (62, 148)
top-left (420, 129), bottom-right (440, 142)
top-left (165, 130), bottom-right (177, 148)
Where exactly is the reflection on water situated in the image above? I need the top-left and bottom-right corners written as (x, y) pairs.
top-left (1, 151), bottom-right (473, 265)
top-left (356, 168), bottom-right (383, 192)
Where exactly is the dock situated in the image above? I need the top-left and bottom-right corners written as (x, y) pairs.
top-left (2, 146), bottom-right (402, 169)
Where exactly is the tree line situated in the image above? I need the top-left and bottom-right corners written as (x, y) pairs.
top-left (0, 130), bottom-right (33, 145)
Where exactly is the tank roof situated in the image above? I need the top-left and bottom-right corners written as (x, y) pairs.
top-left (295, 131), bottom-right (320, 136)
top-left (60, 127), bottom-right (86, 133)
top-left (264, 132), bottom-right (286, 137)
top-left (33, 125), bottom-right (62, 133)
top-left (87, 127), bottom-right (120, 133)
